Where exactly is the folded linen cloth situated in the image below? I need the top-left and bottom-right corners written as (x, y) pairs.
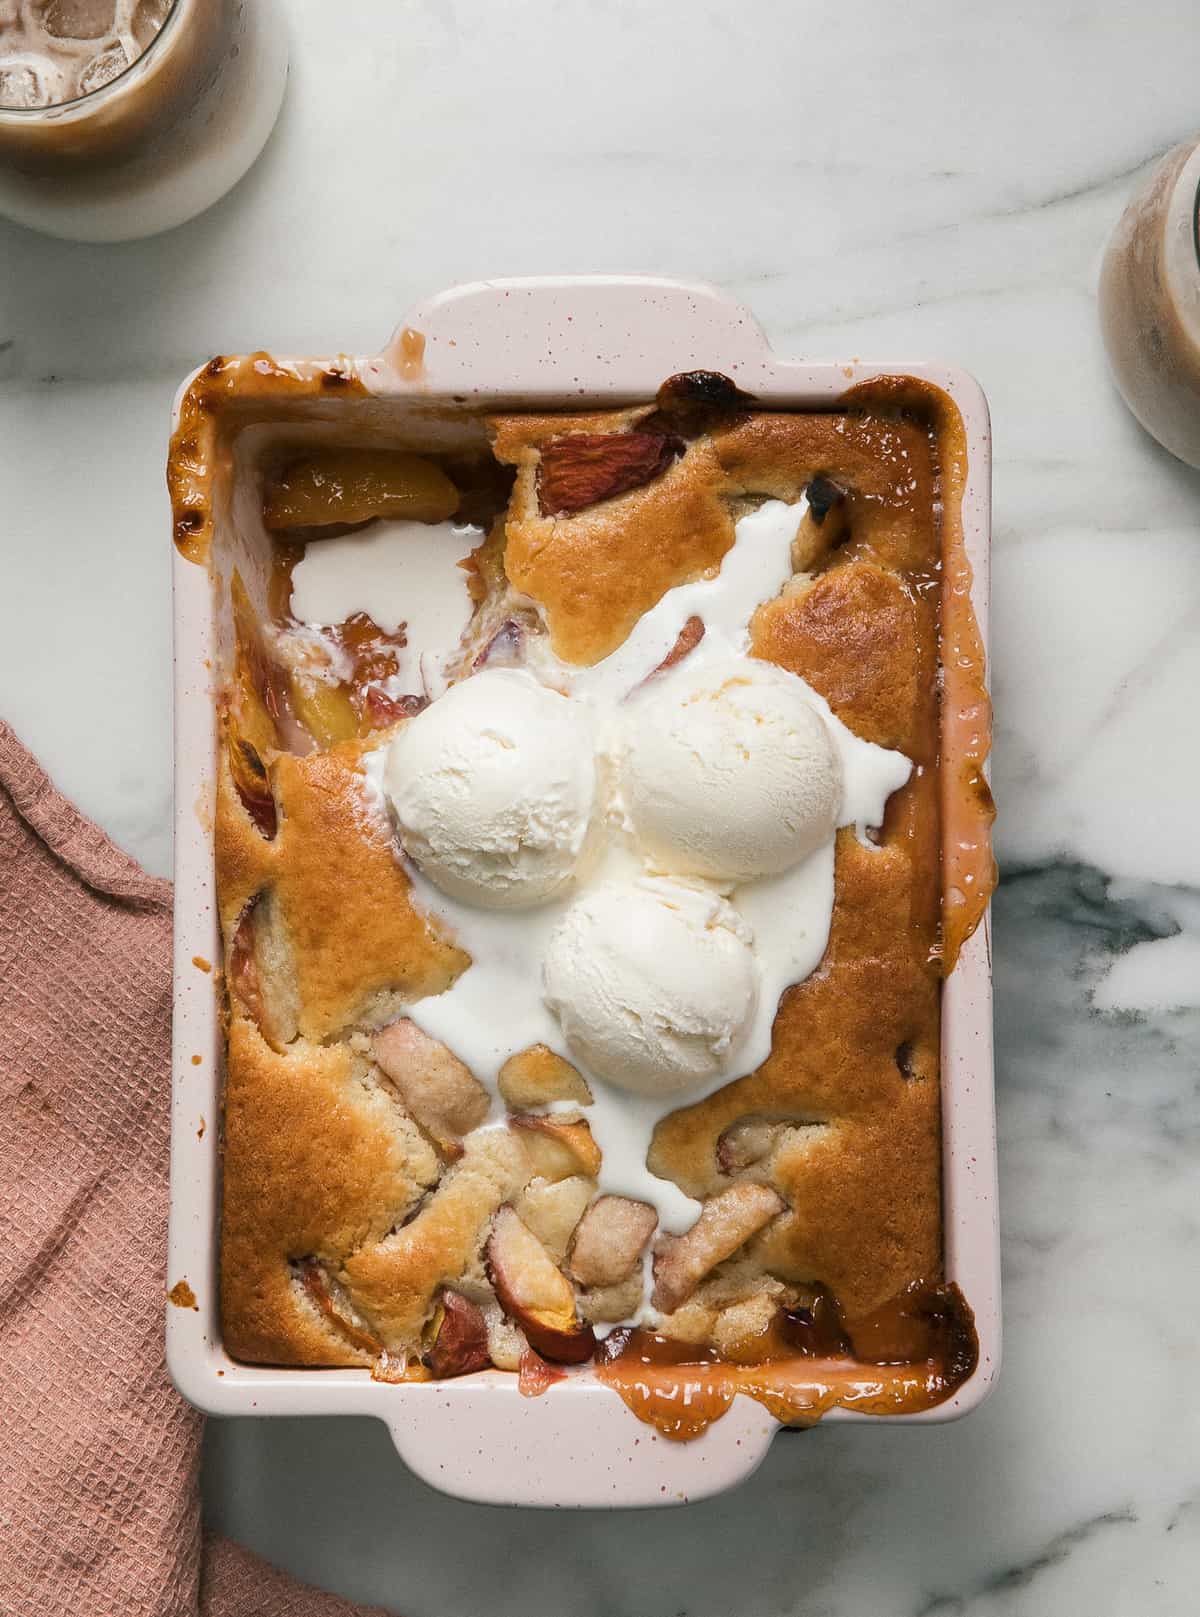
top-left (0, 721), bottom-right (389, 1617)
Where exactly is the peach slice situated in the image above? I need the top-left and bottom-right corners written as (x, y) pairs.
top-left (289, 675), bottom-right (360, 749)
top-left (226, 730), bottom-right (277, 839)
top-left (363, 688), bottom-right (427, 729)
top-left (228, 902), bottom-right (265, 1031)
top-left (716, 1115), bottom-right (829, 1176)
top-left (652, 1183), bottom-right (785, 1314)
top-left (263, 448), bottom-right (459, 531)
top-left (790, 475), bottom-right (849, 571)
top-left (536, 432), bottom-right (683, 518)
top-left (515, 1175), bottom-right (593, 1262)
top-left (472, 618), bottom-right (527, 672)
top-left (485, 1206), bottom-right (595, 1365)
top-left (568, 1196), bottom-right (658, 1289)
top-left (372, 1020), bottom-right (490, 1158)
top-left (715, 1116), bottom-right (785, 1175)
top-left (510, 1114), bottom-right (601, 1181)
top-left (297, 1259), bottom-right (382, 1357)
top-left (648, 614), bottom-right (704, 679)
top-left (227, 895), bottom-right (299, 1049)
top-left (425, 1289), bottom-right (492, 1379)
top-left (498, 1045), bottom-right (592, 1110)
top-left (230, 570), bottom-right (291, 754)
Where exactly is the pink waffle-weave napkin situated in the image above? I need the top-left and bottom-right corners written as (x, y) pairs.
top-left (0, 720), bottom-right (391, 1617)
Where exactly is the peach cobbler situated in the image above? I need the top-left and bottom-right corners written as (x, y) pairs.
top-left (171, 366), bottom-right (994, 1438)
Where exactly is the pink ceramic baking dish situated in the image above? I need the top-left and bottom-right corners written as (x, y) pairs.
top-left (165, 275), bottom-right (998, 1508)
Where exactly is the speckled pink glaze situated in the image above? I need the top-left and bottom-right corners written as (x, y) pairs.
top-left (166, 276), bottom-right (997, 1509)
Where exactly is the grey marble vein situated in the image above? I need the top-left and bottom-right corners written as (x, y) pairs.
top-left (916, 1508), bottom-right (1138, 1616)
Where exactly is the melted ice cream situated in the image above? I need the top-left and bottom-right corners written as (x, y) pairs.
top-left (362, 499), bottom-right (911, 1235)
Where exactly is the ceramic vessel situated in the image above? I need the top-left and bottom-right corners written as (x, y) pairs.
top-left (165, 276), bottom-right (998, 1508)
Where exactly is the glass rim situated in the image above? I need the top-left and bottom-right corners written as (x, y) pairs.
top-left (0, 0), bottom-right (184, 122)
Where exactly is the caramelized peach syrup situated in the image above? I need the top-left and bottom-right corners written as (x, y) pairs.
top-left (839, 376), bottom-right (997, 974)
top-left (231, 562), bottom-right (423, 756)
top-left (594, 1281), bottom-right (978, 1441)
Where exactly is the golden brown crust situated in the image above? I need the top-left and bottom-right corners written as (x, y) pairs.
top-left (750, 562), bottom-right (922, 754)
top-left (215, 738), bottom-right (467, 1045)
top-left (490, 414), bottom-right (735, 665)
top-left (219, 1019), bottom-right (440, 1365)
top-left (713, 409), bottom-right (939, 576)
top-left (269, 747), bottom-right (465, 1039)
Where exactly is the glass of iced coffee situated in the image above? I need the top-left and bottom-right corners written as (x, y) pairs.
top-left (0, 0), bottom-right (287, 241)
top-left (1099, 138), bottom-right (1200, 469)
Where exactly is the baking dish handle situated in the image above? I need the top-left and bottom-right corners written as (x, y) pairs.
top-left (380, 1378), bottom-right (777, 1509)
top-left (372, 274), bottom-right (774, 397)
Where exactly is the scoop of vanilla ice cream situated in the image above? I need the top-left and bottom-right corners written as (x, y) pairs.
top-left (542, 876), bottom-right (758, 1096)
top-left (620, 657), bottom-right (841, 882)
top-left (385, 668), bottom-right (597, 909)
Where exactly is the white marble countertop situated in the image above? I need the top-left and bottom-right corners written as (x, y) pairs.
top-left (3, 1), bottom-right (1199, 1611)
